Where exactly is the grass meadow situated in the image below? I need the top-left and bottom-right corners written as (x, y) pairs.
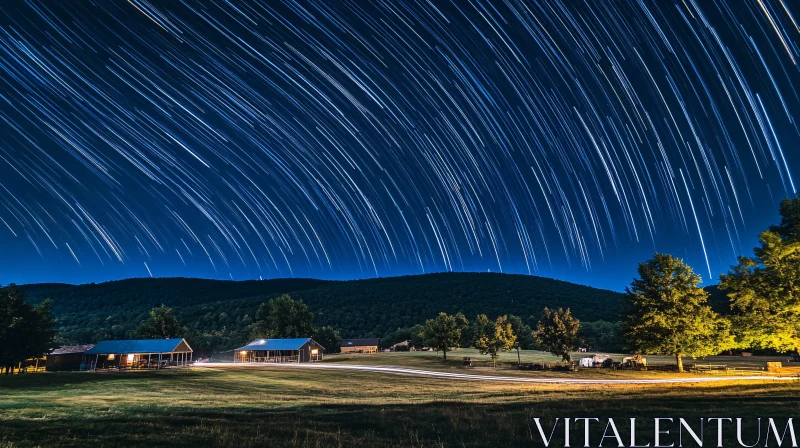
top-left (2, 351), bottom-right (799, 447)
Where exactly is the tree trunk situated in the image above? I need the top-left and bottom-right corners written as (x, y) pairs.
top-left (676, 353), bottom-right (684, 373)
top-left (443, 347), bottom-right (447, 361)
top-left (516, 347), bottom-right (521, 368)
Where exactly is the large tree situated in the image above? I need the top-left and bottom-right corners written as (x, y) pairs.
top-left (622, 253), bottom-right (732, 372)
top-left (473, 314), bottom-right (516, 367)
top-left (0, 285), bottom-right (56, 374)
top-left (454, 312), bottom-right (472, 348)
top-left (421, 312), bottom-right (461, 361)
top-left (507, 314), bottom-right (535, 365)
top-left (720, 198), bottom-right (800, 353)
top-left (534, 307), bottom-right (581, 363)
top-left (136, 304), bottom-right (185, 339)
top-left (252, 294), bottom-right (314, 338)
top-left (312, 326), bottom-right (342, 354)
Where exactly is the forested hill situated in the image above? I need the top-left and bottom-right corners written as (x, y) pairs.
top-left (20, 272), bottom-right (625, 351)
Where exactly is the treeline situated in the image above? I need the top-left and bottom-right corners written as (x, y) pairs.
top-left (21, 272), bottom-right (625, 352)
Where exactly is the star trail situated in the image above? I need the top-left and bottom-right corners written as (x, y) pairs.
top-left (0, 0), bottom-right (797, 288)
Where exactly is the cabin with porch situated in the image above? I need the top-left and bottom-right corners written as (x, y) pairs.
top-left (234, 338), bottom-right (324, 363)
top-left (83, 338), bottom-right (193, 370)
top-left (340, 338), bottom-right (380, 354)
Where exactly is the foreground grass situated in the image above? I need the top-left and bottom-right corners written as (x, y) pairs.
top-left (2, 363), bottom-right (800, 447)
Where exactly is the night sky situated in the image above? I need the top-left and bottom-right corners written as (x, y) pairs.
top-left (0, 1), bottom-right (797, 290)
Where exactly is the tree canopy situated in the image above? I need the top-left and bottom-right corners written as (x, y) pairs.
top-left (507, 315), bottom-right (535, 350)
top-left (622, 253), bottom-right (732, 372)
top-left (421, 312), bottom-right (462, 360)
top-left (535, 307), bottom-right (581, 362)
top-left (313, 326), bottom-right (342, 354)
top-left (720, 198), bottom-right (800, 352)
top-left (0, 285), bottom-right (56, 374)
top-left (136, 304), bottom-right (185, 339)
top-left (473, 314), bottom-right (516, 367)
top-left (251, 294), bottom-right (314, 339)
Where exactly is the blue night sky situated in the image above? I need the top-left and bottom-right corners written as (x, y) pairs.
top-left (0, 0), bottom-right (797, 291)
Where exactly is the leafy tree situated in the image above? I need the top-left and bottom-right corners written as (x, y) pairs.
top-left (622, 253), bottom-right (732, 372)
top-left (507, 314), bottom-right (534, 365)
top-left (136, 304), bottom-right (185, 339)
top-left (0, 285), bottom-right (56, 374)
top-left (579, 321), bottom-right (622, 352)
top-left (313, 326), bottom-right (342, 354)
top-left (251, 294), bottom-right (314, 338)
top-left (534, 307), bottom-right (581, 362)
top-left (408, 324), bottom-right (425, 349)
top-left (421, 312), bottom-right (462, 360)
top-left (473, 314), bottom-right (516, 367)
top-left (720, 198), bottom-right (800, 352)
top-left (454, 312), bottom-right (472, 347)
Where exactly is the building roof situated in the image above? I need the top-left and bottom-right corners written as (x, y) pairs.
top-left (341, 338), bottom-right (380, 347)
top-left (236, 338), bottom-right (312, 351)
top-left (50, 344), bottom-right (94, 355)
top-left (85, 339), bottom-right (191, 355)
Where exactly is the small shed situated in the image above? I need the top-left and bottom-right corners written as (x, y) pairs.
top-left (340, 338), bottom-right (380, 354)
top-left (235, 338), bottom-right (325, 363)
top-left (84, 338), bottom-right (193, 370)
top-left (47, 344), bottom-right (94, 371)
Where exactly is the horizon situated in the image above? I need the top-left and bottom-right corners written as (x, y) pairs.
top-left (12, 269), bottom-right (723, 293)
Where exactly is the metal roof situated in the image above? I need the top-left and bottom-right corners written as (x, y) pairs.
top-left (341, 338), bottom-right (380, 347)
top-left (50, 344), bottom-right (94, 355)
top-left (236, 338), bottom-right (311, 351)
top-left (85, 339), bottom-right (191, 354)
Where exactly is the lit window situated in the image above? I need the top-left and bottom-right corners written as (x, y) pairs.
top-left (108, 354), bottom-right (115, 360)
top-left (127, 354), bottom-right (135, 363)
top-left (311, 349), bottom-right (319, 355)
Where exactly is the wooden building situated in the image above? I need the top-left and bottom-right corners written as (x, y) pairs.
top-left (83, 338), bottom-right (193, 370)
top-left (46, 344), bottom-right (94, 371)
top-left (235, 338), bottom-right (325, 363)
top-left (340, 338), bottom-right (380, 354)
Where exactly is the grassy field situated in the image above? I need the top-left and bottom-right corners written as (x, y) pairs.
top-left (2, 352), bottom-right (800, 447)
top-left (318, 349), bottom-right (796, 378)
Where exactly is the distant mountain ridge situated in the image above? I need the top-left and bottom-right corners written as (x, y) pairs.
top-left (20, 272), bottom-right (628, 351)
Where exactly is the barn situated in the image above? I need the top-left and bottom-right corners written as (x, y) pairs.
top-left (83, 338), bottom-right (193, 370)
top-left (340, 338), bottom-right (380, 354)
top-left (234, 338), bottom-right (325, 363)
top-left (46, 344), bottom-right (94, 371)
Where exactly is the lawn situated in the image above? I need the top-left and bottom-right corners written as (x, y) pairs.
top-left (318, 349), bottom-right (795, 378)
top-left (2, 352), bottom-right (800, 447)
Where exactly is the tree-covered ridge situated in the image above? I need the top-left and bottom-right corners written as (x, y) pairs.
top-left (20, 272), bottom-right (624, 352)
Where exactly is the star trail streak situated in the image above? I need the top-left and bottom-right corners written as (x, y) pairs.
top-left (0, 0), bottom-right (797, 288)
